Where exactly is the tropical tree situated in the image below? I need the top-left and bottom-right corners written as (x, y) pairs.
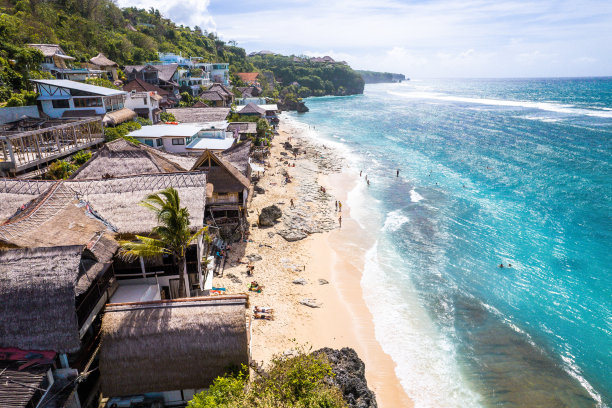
top-left (120, 187), bottom-right (208, 298)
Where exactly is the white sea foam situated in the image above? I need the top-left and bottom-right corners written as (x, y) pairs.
top-left (410, 188), bottom-right (424, 203)
top-left (361, 241), bottom-right (483, 407)
top-left (388, 90), bottom-right (612, 119)
top-left (382, 209), bottom-right (410, 232)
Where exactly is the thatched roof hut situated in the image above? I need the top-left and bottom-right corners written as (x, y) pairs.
top-left (221, 140), bottom-right (252, 179)
top-left (90, 53), bottom-right (118, 68)
top-left (100, 295), bottom-right (249, 397)
top-left (0, 360), bottom-right (54, 407)
top-left (238, 102), bottom-right (265, 116)
top-left (67, 172), bottom-right (207, 234)
top-left (191, 150), bottom-right (249, 193)
top-left (0, 246), bottom-right (84, 352)
top-left (70, 138), bottom-right (189, 179)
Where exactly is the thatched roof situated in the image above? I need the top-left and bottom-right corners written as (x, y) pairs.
top-left (70, 138), bottom-right (189, 179)
top-left (156, 63), bottom-right (179, 83)
top-left (27, 44), bottom-right (74, 59)
top-left (103, 107), bottom-right (137, 126)
top-left (0, 246), bottom-right (84, 352)
top-left (221, 140), bottom-right (252, 179)
top-left (90, 53), bottom-right (118, 68)
top-left (199, 90), bottom-right (224, 101)
top-left (238, 102), bottom-right (265, 115)
top-left (208, 84), bottom-right (233, 99)
top-left (192, 100), bottom-right (209, 108)
top-left (0, 179), bottom-right (56, 223)
top-left (191, 150), bottom-right (250, 193)
top-left (0, 360), bottom-right (53, 407)
top-left (167, 107), bottom-right (230, 122)
top-left (68, 172), bottom-right (207, 234)
top-left (100, 296), bottom-right (249, 397)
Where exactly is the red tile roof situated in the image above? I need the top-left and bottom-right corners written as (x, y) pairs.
top-left (235, 72), bottom-right (259, 83)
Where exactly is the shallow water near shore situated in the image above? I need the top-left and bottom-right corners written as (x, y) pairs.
top-left (284, 78), bottom-right (612, 407)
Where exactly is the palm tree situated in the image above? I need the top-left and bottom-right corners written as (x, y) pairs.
top-left (120, 187), bottom-right (208, 298)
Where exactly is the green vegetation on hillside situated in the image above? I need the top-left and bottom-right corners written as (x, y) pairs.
top-left (0, 0), bottom-right (253, 101)
top-left (250, 54), bottom-right (365, 98)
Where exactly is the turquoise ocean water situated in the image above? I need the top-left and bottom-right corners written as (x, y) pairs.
top-left (286, 78), bottom-right (612, 407)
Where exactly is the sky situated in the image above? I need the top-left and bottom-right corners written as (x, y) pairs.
top-left (116, 0), bottom-right (612, 78)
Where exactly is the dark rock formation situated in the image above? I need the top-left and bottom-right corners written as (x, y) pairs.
top-left (316, 347), bottom-right (378, 408)
top-left (259, 205), bottom-right (282, 226)
top-left (254, 185), bottom-right (265, 194)
top-left (278, 98), bottom-right (309, 112)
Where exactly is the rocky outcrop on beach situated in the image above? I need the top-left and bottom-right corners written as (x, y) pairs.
top-left (278, 98), bottom-right (309, 112)
top-left (259, 205), bottom-right (282, 226)
top-left (317, 347), bottom-right (378, 408)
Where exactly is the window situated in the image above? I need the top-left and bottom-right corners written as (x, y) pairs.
top-left (74, 97), bottom-right (102, 108)
top-left (156, 138), bottom-right (163, 147)
top-left (172, 138), bottom-right (185, 145)
top-left (52, 99), bottom-right (69, 109)
top-left (144, 139), bottom-right (154, 147)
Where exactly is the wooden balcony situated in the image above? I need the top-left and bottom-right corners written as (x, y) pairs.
top-left (0, 118), bottom-right (104, 176)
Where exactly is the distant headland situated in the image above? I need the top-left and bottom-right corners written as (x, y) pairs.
top-left (356, 70), bottom-right (408, 83)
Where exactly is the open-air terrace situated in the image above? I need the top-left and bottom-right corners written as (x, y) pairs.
top-left (0, 118), bottom-right (104, 177)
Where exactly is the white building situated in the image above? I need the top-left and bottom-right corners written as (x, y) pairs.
top-left (31, 79), bottom-right (129, 119)
top-left (127, 122), bottom-right (235, 153)
top-left (124, 91), bottom-right (162, 123)
top-left (178, 68), bottom-right (211, 96)
top-left (28, 44), bottom-right (104, 81)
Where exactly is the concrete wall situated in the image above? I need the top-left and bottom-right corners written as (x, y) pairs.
top-left (0, 105), bottom-right (40, 124)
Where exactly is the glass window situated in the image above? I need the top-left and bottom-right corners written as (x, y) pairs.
top-left (156, 138), bottom-right (163, 147)
top-left (52, 99), bottom-right (69, 109)
top-left (172, 138), bottom-right (185, 145)
top-left (74, 97), bottom-right (102, 108)
top-left (144, 139), bottom-right (154, 147)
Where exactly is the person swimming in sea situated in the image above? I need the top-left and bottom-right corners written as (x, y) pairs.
top-left (499, 263), bottom-right (504, 268)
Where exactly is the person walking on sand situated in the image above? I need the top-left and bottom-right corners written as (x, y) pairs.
top-left (367, 179), bottom-right (370, 186)
top-left (360, 170), bottom-right (362, 177)
top-left (397, 169), bottom-right (400, 177)
top-left (335, 200), bottom-right (338, 211)
top-left (290, 198), bottom-right (295, 208)
top-left (338, 201), bottom-right (342, 212)
top-left (339, 215), bottom-right (342, 228)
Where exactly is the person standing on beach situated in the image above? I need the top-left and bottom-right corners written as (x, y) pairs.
top-left (339, 215), bottom-right (342, 228)
top-left (290, 198), bottom-right (295, 208)
top-left (397, 169), bottom-right (400, 177)
top-left (335, 201), bottom-right (338, 211)
top-left (338, 201), bottom-right (342, 212)
top-left (360, 170), bottom-right (362, 177)
top-left (367, 179), bottom-right (370, 186)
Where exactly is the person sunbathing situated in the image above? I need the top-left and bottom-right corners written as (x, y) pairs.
top-left (254, 312), bottom-right (273, 320)
top-left (254, 306), bottom-right (273, 313)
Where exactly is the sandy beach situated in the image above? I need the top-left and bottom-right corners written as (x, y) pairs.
top-left (216, 120), bottom-right (413, 408)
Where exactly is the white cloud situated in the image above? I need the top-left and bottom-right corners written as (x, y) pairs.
top-left (115, 0), bottom-right (612, 77)
top-left (116, 0), bottom-right (216, 29)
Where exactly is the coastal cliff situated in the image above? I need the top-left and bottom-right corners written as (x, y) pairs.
top-left (357, 70), bottom-right (407, 83)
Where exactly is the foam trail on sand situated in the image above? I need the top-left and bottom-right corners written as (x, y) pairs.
top-left (361, 241), bottom-right (483, 407)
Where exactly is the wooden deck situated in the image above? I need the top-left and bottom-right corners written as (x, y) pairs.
top-left (0, 118), bottom-right (104, 176)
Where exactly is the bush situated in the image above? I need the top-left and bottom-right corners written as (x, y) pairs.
top-left (135, 116), bottom-right (153, 126)
top-left (188, 347), bottom-right (347, 408)
top-left (47, 160), bottom-right (78, 180)
top-left (72, 150), bottom-right (92, 165)
top-left (160, 112), bottom-right (176, 122)
top-left (85, 77), bottom-right (120, 90)
top-left (104, 121), bottom-right (142, 142)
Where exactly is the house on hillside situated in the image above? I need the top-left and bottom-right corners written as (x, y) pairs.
top-left (124, 89), bottom-right (163, 123)
top-left (178, 68), bottom-right (211, 96)
top-left (127, 122), bottom-right (234, 153)
top-left (31, 79), bottom-right (136, 125)
top-left (191, 141), bottom-right (251, 236)
top-left (100, 296), bottom-right (249, 405)
top-left (28, 44), bottom-right (103, 81)
top-left (228, 121), bottom-right (257, 140)
top-left (209, 63), bottom-right (230, 85)
top-left (89, 53), bottom-right (118, 81)
top-left (236, 103), bottom-right (279, 125)
top-left (200, 83), bottom-right (233, 107)
top-left (124, 63), bottom-right (180, 96)
top-left (123, 78), bottom-right (175, 109)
